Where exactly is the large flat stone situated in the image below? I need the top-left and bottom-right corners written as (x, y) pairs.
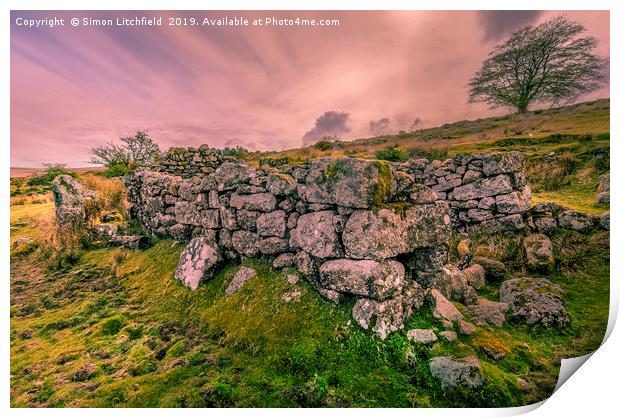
top-left (319, 259), bottom-right (405, 300)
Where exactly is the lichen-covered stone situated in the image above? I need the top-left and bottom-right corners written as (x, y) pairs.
top-left (428, 289), bottom-right (463, 322)
top-left (174, 237), bottom-right (222, 290)
top-left (462, 264), bottom-right (486, 289)
top-left (300, 158), bottom-right (393, 208)
top-left (429, 356), bottom-right (483, 389)
top-left (272, 253), bottom-right (296, 269)
top-left (342, 204), bottom-right (450, 260)
top-left (500, 277), bottom-right (569, 327)
top-left (266, 173), bottom-right (296, 196)
top-left (557, 210), bottom-right (593, 231)
top-left (230, 192), bottom-right (277, 212)
top-left (464, 298), bottom-right (509, 327)
top-left (407, 329), bottom-right (437, 344)
top-left (256, 210), bottom-right (287, 237)
top-left (482, 151), bottom-right (524, 176)
top-left (259, 237), bottom-right (289, 255)
top-left (231, 230), bottom-right (260, 257)
top-left (225, 266), bottom-right (257, 295)
top-left (495, 188), bottom-right (531, 214)
top-left (52, 174), bottom-right (94, 226)
top-left (291, 211), bottom-right (344, 258)
top-left (523, 234), bottom-right (554, 272)
top-left (319, 259), bottom-right (405, 301)
top-left (351, 296), bottom-right (405, 340)
top-left (452, 174), bottom-right (513, 201)
top-left (472, 257), bottom-right (508, 280)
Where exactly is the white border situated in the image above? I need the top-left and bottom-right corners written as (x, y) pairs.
top-left (2, 1), bottom-right (617, 417)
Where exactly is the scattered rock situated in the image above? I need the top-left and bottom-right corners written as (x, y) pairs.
top-left (352, 296), bottom-right (406, 340)
top-left (472, 257), bottom-right (507, 280)
top-left (318, 288), bottom-right (343, 303)
top-left (479, 341), bottom-right (508, 361)
top-left (428, 289), bottom-right (463, 322)
top-left (462, 264), bottom-right (486, 289)
top-left (600, 212), bottom-right (610, 230)
top-left (464, 298), bottom-right (509, 327)
top-left (286, 274), bottom-right (299, 285)
top-left (272, 253), bottom-right (295, 269)
top-left (174, 237), bottom-right (222, 290)
top-left (407, 329), bottom-right (438, 344)
top-left (52, 174), bottom-right (93, 226)
top-left (109, 235), bottom-right (151, 250)
top-left (282, 290), bottom-right (303, 303)
top-left (457, 320), bottom-right (476, 336)
top-left (429, 356), bottom-right (483, 389)
top-left (596, 192), bottom-right (610, 204)
top-left (557, 210), bottom-right (592, 231)
top-left (73, 364), bottom-right (96, 382)
top-left (523, 234), bottom-right (554, 272)
top-left (439, 330), bottom-right (458, 341)
top-left (500, 277), bottom-right (569, 327)
top-left (225, 266), bottom-right (257, 295)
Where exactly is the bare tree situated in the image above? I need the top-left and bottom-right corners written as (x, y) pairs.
top-left (468, 16), bottom-right (606, 114)
top-left (90, 131), bottom-right (161, 169)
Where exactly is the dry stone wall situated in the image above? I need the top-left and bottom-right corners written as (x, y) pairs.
top-left (394, 151), bottom-right (531, 233)
top-left (144, 144), bottom-right (225, 179)
top-left (125, 148), bottom-right (532, 338)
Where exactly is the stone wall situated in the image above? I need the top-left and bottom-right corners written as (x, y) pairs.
top-left (144, 144), bottom-right (224, 179)
top-left (124, 150), bottom-right (530, 338)
top-left (394, 151), bottom-right (531, 233)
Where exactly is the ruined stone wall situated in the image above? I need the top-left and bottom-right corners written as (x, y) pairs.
top-left (124, 150), bottom-right (530, 338)
top-left (144, 144), bottom-right (225, 179)
top-left (394, 151), bottom-right (531, 233)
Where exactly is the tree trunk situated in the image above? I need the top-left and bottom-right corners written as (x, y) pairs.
top-left (517, 104), bottom-right (529, 114)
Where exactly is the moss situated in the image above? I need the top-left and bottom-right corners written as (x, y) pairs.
top-left (372, 160), bottom-right (393, 206)
top-left (99, 316), bottom-right (124, 336)
top-left (374, 201), bottom-right (415, 217)
top-left (325, 162), bottom-right (339, 179)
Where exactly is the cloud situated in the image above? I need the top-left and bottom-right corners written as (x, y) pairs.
top-left (302, 111), bottom-right (351, 146)
top-left (368, 117), bottom-right (391, 136)
top-left (477, 11), bottom-right (542, 41)
top-left (410, 117), bottom-right (422, 131)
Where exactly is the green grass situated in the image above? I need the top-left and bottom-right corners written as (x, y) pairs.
top-left (10, 223), bottom-right (609, 407)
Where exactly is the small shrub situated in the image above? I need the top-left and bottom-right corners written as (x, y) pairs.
top-left (314, 140), bottom-right (334, 151)
top-left (26, 164), bottom-right (76, 189)
top-left (102, 163), bottom-right (130, 178)
top-left (376, 145), bottom-right (407, 162)
top-left (408, 147), bottom-right (448, 161)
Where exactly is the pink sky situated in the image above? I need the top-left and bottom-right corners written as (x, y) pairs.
top-left (11, 10), bottom-right (609, 167)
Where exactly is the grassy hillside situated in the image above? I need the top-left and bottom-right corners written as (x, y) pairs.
top-left (10, 232), bottom-right (609, 407)
top-left (253, 98), bottom-right (610, 214)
